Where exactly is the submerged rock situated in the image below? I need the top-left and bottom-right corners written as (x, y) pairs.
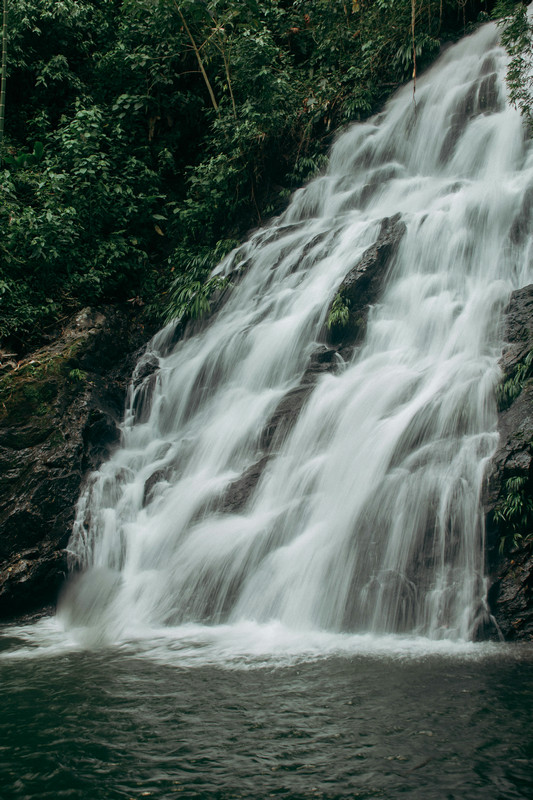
top-left (0, 307), bottom-right (150, 618)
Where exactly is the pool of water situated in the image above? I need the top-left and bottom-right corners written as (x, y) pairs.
top-left (1, 618), bottom-right (532, 799)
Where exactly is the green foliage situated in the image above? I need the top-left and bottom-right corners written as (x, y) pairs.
top-left (0, 101), bottom-right (159, 345)
top-left (493, 0), bottom-right (533, 131)
top-left (160, 238), bottom-right (236, 322)
top-left (163, 276), bottom-right (229, 323)
top-left (327, 292), bottom-right (350, 330)
top-left (494, 475), bottom-right (533, 553)
top-left (497, 350), bottom-right (533, 410)
top-left (288, 153), bottom-right (329, 187)
top-left (0, 345), bottom-right (84, 426)
top-left (68, 368), bottom-right (87, 383)
top-left (0, 0), bottom-right (494, 351)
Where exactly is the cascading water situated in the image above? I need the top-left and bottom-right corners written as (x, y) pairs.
top-left (61, 20), bottom-right (533, 647)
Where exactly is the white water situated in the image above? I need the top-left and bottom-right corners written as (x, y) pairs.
top-left (61, 21), bottom-right (533, 651)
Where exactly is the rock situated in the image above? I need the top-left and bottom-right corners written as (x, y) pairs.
top-left (487, 550), bottom-right (533, 641)
top-left (498, 283), bottom-right (533, 375)
top-left (0, 306), bottom-right (151, 618)
top-left (325, 213), bottom-right (406, 355)
top-left (485, 285), bottom-right (533, 639)
top-left (133, 354), bottom-right (160, 388)
top-left (221, 456), bottom-right (270, 514)
top-left (143, 468), bottom-right (171, 507)
top-left (260, 384), bottom-right (316, 452)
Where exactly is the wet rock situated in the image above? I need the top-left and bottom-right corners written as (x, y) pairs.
top-left (510, 184), bottom-right (533, 248)
top-left (261, 385), bottom-right (316, 452)
top-left (499, 283), bottom-right (533, 373)
top-left (485, 285), bottom-right (533, 639)
top-left (133, 354), bottom-right (159, 388)
top-left (221, 456), bottom-right (270, 514)
top-left (143, 468), bottom-right (171, 507)
top-left (488, 550), bottom-right (533, 641)
top-left (0, 306), bottom-right (151, 618)
top-left (325, 213), bottom-right (406, 356)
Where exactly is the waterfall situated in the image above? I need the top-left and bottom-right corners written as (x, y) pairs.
top-left (61, 20), bottom-right (533, 645)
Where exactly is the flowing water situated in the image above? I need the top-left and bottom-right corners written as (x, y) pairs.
top-left (1, 18), bottom-right (533, 800)
top-left (64, 19), bottom-right (532, 643)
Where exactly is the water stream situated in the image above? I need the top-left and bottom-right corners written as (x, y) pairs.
top-left (60, 20), bottom-right (532, 648)
top-left (1, 19), bottom-right (533, 800)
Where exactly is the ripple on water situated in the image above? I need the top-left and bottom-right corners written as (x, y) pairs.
top-left (0, 619), bottom-right (532, 800)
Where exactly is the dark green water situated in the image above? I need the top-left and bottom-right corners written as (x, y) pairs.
top-left (1, 620), bottom-right (532, 800)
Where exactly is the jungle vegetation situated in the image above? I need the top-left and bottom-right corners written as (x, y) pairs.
top-left (0, 0), bottom-right (530, 353)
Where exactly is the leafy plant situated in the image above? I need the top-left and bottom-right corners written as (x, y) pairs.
top-left (68, 368), bottom-right (88, 383)
top-left (497, 350), bottom-right (533, 410)
top-left (493, 0), bottom-right (533, 131)
top-left (494, 475), bottom-right (533, 553)
top-left (161, 238), bottom-right (234, 324)
top-left (327, 292), bottom-right (350, 330)
top-left (3, 141), bottom-right (44, 168)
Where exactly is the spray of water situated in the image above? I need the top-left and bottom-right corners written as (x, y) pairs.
top-left (61, 21), bottom-right (533, 648)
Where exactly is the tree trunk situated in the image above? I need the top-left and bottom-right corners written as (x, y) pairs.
top-left (173, 1), bottom-right (219, 114)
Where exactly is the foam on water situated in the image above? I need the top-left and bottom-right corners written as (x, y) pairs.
top-left (0, 615), bottom-right (517, 669)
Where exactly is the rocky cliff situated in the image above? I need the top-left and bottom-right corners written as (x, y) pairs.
top-left (485, 284), bottom-right (533, 640)
top-left (0, 307), bottom-right (150, 617)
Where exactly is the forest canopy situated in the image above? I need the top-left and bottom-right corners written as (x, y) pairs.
top-left (0, 0), bottom-right (530, 353)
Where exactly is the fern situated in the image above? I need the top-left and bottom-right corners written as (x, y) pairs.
top-left (68, 368), bottom-right (88, 383)
top-left (164, 275), bottom-right (229, 324)
top-left (497, 350), bottom-right (533, 410)
top-left (494, 475), bottom-right (533, 553)
top-left (327, 293), bottom-right (350, 330)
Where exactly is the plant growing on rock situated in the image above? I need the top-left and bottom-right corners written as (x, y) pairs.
top-left (327, 292), bottom-right (350, 330)
top-left (494, 475), bottom-right (533, 553)
top-left (497, 349), bottom-right (533, 410)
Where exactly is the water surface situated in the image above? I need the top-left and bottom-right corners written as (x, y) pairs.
top-left (1, 620), bottom-right (532, 799)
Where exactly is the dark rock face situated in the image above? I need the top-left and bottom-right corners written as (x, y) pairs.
top-left (488, 550), bottom-right (533, 640)
top-left (485, 285), bottom-right (533, 640)
top-left (326, 213), bottom-right (406, 357)
top-left (260, 346), bottom-right (341, 452)
top-left (0, 307), bottom-right (150, 618)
